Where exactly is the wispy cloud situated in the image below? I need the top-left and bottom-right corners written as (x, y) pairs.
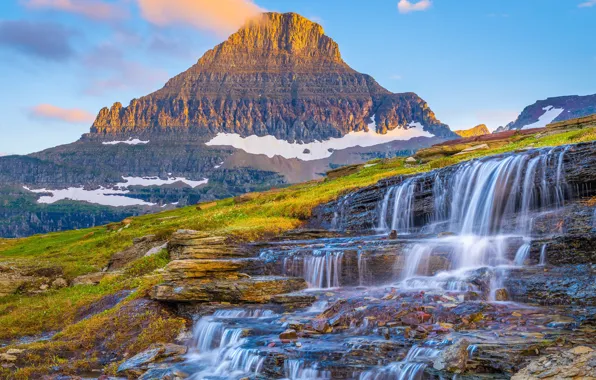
top-left (398, 0), bottom-right (432, 14)
top-left (136, 0), bottom-right (264, 36)
top-left (578, 0), bottom-right (596, 8)
top-left (390, 74), bottom-right (402, 80)
top-left (22, 0), bottom-right (126, 21)
top-left (81, 43), bottom-right (168, 96)
top-left (0, 20), bottom-right (76, 61)
top-left (28, 104), bottom-right (95, 123)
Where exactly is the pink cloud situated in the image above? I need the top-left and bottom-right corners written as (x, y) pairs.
top-left (23, 0), bottom-right (126, 21)
top-left (136, 0), bottom-right (264, 35)
top-left (578, 0), bottom-right (596, 7)
top-left (29, 104), bottom-right (95, 123)
top-left (398, 0), bottom-right (432, 14)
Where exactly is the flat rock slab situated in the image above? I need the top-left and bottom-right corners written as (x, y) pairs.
top-left (163, 258), bottom-right (264, 281)
top-left (168, 229), bottom-right (249, 260)
top-left (151, 276), bottom-right (308, 303)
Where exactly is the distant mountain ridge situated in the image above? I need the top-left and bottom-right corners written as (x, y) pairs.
top-left (455, 124), bottom-right (490, 138)
top-left (91, 12), bottom-right (454, 142)
top-left (499, 94), bottom-right (596, 132)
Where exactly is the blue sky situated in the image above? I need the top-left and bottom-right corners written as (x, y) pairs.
top-left (0, 0), bottom-right (595, 155)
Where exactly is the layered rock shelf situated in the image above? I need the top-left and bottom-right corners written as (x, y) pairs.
top-left (151, 230), bottom-right (307, 304)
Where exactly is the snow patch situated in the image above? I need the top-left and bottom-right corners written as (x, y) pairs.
top-left (205, 118), bottom-right (433, 161)
top-left (117, 176), bottom-right (208, 188)
top-left (521, 106), bottom-right (565, 130)
top-left (102, 138), bottom-right (150, 145)
top-left (24, 186), bottom-right (155, 207)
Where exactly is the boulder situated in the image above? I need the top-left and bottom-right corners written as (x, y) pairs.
top-left (51, 278), bottom-right (68, 289)
top-left (433, 339), bottom-right (469, 373)
top-left (279, 329), bottom-right (298, 340)
top-left (494, 288), bottom-right (509, 301)
top-left (117, 343), bottom-right (188, 377)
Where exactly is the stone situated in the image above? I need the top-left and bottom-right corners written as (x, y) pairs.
top-left (0, 353), bottom-right (17, 362)
top-left (72, 272), bottom-right (111, 286)
top-left (569, 346), bottom-right (593, 355)
top-left (455, 143), bottom-right (490, 155)
top-left (117, 343), bottom-right (188, 376)
top-left (311, 318), bottom-right (332, 333)
top-left (51, 278), bottom-right (68, 289)
top-left (167, 230), bottom-right (248, 260)
top-left (405, 157), bottom-right (417, 164)
top-left (388, 230), bottom-right (398, 239)
top-left (494, 288), bottom-right (509, 301)
top-left (512, 346), bottom-right (596, 379)
top-left (162, 259), bottom-right (263, 281)
top-left (151, 276), bottom-right (308, 303)
top-left (433, 339), bottom-right (469, 373)
top-left (279, 329), bottom-right (298, 340)
top-left (6, 349), bottom-right (24, 355)
top-left (108, 236), bottom-right (167, 270)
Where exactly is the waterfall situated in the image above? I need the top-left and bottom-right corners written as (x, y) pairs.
top-left (377, 178), bottom-right (418, 233)
top-left (359, 345), bottom-right (440, 380)
top-left (283, 249), bottom-right (344, 288)
top-left (358, 250), bottom-right (369, 286)
top-left (187, 308), bottom-right (276, 379)
top-left (539, 244), bottom-right (547, 265)
top-left (285, 359), bottom-right (331, 379)
top-left (376, 146), bottom-right (569, 236)
top-left (389, 147), bottom-right (570, 292)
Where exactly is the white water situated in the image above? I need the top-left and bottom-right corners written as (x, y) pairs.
top-left (187, 309), bottom-right (277, 379)
top-left (359, 345), bottom-right (440, 380)
top-left (285, 359), bottom-right (331, 379)
top-left (283, 250), bottom-right (344, 289)
top-left (376, 147), bottom-right (569, 294)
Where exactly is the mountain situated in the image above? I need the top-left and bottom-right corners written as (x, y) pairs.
top-left (0, 12), bottom-right (454, 238)
top-left (499, 94), bottom-right (596, 131)
top-left (454, 124), bottom-right (490, 138)
top-left (90, 12), bottom-right (453, 141)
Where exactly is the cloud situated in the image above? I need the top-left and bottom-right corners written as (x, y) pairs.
top-left (23, 0), bottom-right (126, 21)
top-left (81, 43), bottom-right (168, 95)
top-left (578, 0), bottom-right (596, 7)
top-left (29, 104), bottom-right (95, 123)
top-left (0, 20), bottom-right (76, 61)
top-left (136, 0), bottom-right (264, 35)
top-left (390, 74), bottom-right (402, 80)
top-left (398, 0), bottom-right (432, 14)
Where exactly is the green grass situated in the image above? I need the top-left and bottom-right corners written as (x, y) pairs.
top-left (0, 126), bottom-right (594, 345)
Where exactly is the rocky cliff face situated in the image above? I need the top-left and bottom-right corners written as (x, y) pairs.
top-left (90, 12), bottom-right (454, 141)
top-left (503, 94), bottom-right (596, 131)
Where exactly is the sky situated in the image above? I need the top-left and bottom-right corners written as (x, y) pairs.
top-left (0, 0), bottom-right (595, 155)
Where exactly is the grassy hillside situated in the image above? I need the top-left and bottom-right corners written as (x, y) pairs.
top-left (0, 126), bottom-right (594, 378)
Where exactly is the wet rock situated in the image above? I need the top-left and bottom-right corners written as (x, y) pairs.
top-left (495, 288), bottom-right (509, 301)
top-left (270, 292), bottom-right (317, 306)
top-left (279, 329), bottom-right (298, 340)
top-left (388, 230), bottom-right (398, 239)
top-left (74, 290), bottom-right (131, 322)
top-left (433, 339), bottom-right (469, 373)
top-left (151, 276), bottom-right (307, 303)
top-left (505, 264), bottom-right (596, 306)
top-left (117, 343), bottom-right (187, 376)
top-left (311, 318), bottom-right (332, 333)
top-left (139, 367), bottom-right (188, 380)
top-left (512, 346), bottom-right (595, 379)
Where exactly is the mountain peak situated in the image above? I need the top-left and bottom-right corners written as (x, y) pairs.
top-left (194, 12), bottom-right (346, 73)
top-left (91, 12), bottom-right (454, 141)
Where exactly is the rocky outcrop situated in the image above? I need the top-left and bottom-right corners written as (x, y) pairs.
top-left (512, 346), bottom-right (595, 379)
top-left (90, 12), bottom-right (454, 141)
top-left (454, 124), bottom-right (490, 138)
top-left (152, 230), bottom-right (308, 304)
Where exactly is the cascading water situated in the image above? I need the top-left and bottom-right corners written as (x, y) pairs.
top-left (376, 147), bottom-right (570, 294)
top-left (377, 178), bottom-right (418, 233)
top-left (359, 345), bottom-right (440, 380)
top-left (285, 359), bottom-right (331, 379)
top-left (283, 249), bottom-right (344, 288)
top-left (187, 309), bottom-right (277, 379)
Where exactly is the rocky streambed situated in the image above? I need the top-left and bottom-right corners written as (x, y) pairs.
top-left (107, 142), bottom-right (596, 379)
